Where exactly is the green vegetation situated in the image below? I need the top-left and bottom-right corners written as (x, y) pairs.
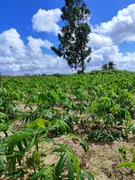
top-left (118, 146), bottom-right (135, 172)
top-left (1, 70), bottom-right (135, 179)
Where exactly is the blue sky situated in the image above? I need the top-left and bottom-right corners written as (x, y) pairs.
top-left (0, 0), bottom-right (135, 75)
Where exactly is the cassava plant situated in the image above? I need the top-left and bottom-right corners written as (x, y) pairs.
top-left (118, 146), bottom-right (135, 173)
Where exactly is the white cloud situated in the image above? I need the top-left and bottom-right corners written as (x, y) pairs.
top-left (1, 28), bottom-right (135, 75)
top-left (89, 33), bottom-right (113, 48)
top-left (32, 8), bottom-right (62, 35)
top-left (0, 28), bottom-right (71, 75)
top-left (87, 3), bottom-right (135, 71)
top-left (86, 45), bottom-right (135, 71)
top-left (0, 28), bottom-right (26, 59)
top-left (0, 57), bottom-right (16, 64)
top-left (27, 36), bottom-right (53, 56)
top-left (93, 4), bottom-right (135, 43)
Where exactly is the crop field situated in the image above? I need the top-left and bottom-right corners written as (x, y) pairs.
top-left (1, 70), bottom-right (135, 180)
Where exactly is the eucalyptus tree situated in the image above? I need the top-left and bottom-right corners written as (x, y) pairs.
top-left (51, 0), bottom-right (92, 74)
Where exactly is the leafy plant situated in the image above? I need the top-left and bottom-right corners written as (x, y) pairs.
top-left (31, 165), bottom-right (55, 180)
top-left (118, 146), bottom-right (135, 173)
top-left (2, 70), bottom-right (135, 179)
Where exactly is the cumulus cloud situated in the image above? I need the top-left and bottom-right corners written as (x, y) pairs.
top-left (0, 28), bottom-right (71, 76)
top-left (86, 45), bottom-right (135, 71)
top-left (89, 33), bottom-right (113, 48)
top-left (0, 28), bottom-right (26, 59)
top-left (32, 8), bottom-right (62, 35)
top-left (93, 4), bottom-right (135, 43)
top-left (1, 27), bottom-right (135, 75)
top-left (27, 36), bottom-right (53, 56)
top-left (87, 3), bottom-right (135, 71)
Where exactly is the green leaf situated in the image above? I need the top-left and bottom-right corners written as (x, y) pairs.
top-left (125, 110), bottom-right (132, 123)
top-left (67, 150), bottom-right (80, 180)
top-left (0, 123), bottom-right (9, 132)
top-left (76, 135), bottom-right (89, 152)
top-left (53, 144), bottom-right (67, 153)
top-left (55, 153), bottom-right (67, 177)
top-left (26, 136), bottom-right (36, 151)
top-left (7, 131), bottom-right (33, 154)
top-left (6, 169), bottom-right (24, 179)
top-left (68, 134), bottom-right (89, 152)
top-left (32, 152), bottom-right (40, 166)
top-left (51, 119), bottom-right (70, 135)
top-left (117, 162), bottom-right (135, 172)
top-left (132, 124), bottom-right (135, 135)
top-left (31, 165), bottom-right (55, 180)
top-left (26, 118), bottom-right (49, 129)
top-left (16, 154), bottom-right (23, 167)
top-left (80, 170), bottom-right (94, 180)
top-left (31, 168), bottom-right (46, 179)
top-left (0, 112), bottom-right (9, 122)
top-left (67, 156), bottom-right (74, 180)
top-left (0, 156), bottom-right (5, 172)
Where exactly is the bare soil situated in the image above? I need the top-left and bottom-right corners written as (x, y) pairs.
top-left (44, 137), bottom-right (135, 180)
top-left (29, 136), bottom-right (135, 180)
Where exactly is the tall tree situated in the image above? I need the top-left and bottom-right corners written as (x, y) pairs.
top-left (51, 0), bottom-right (91, 74)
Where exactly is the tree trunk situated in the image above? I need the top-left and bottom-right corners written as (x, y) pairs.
top-left (81, 46), bottom-right (85, 74)
top-left (81, 58), bottom-right (85, 74)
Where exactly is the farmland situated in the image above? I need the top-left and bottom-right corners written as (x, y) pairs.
top-left (0, 70), bottom-right (135, 179)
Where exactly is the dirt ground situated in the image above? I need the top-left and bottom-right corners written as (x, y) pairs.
top-left (52, 137), bottom-right (135, 180)
top-left (31, 136), bottom-right (135, 180)
top-left (81, 142), bottom-right (135, 180)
